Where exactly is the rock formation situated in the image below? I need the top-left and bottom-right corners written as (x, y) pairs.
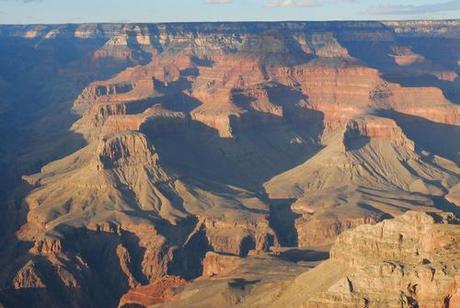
top-left (163, 211), bottom-right (460, 307)
top-left (0, 20), bottom-right (459, 307)
top-left (118, 276), bottom-right (186, 308)
top-left (278, 211), bottom-right (460, 307)
top-left (202, 252), bottom-right (244, 277)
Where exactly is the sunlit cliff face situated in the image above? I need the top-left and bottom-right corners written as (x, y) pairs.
top-left (0, 20), bottom-right (459, 308)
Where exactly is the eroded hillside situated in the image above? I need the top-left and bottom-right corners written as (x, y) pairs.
top-left (0, 21), bottom-right (459, 307)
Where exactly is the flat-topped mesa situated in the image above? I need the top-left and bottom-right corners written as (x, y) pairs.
top-left (73, 77), bottom-right (155, 116)
top-left (72, 103), bottom-right (137, 141)
top-left (104, 107), bottom-right (188, 137)
top-left (344, 116), bottom-right (415, 150)
top-left (264, 103), bottom-right (456, 248)
top-left (75, 101), bottom-right (188, 141)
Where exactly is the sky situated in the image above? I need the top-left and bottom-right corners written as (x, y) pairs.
top-left (0, 0), bottom-right (459, 24)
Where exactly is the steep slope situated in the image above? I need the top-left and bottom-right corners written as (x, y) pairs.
top-left (162, 211), bottom-right (460, 308)
top-left (0, 21), bottom-right (459, 307)
top-left (0, 131), bottom-right (276, 307)
top-left (272, 211), bottom-right (460, 308)
top-left (265, 115), bottom-right (460, 246)
top-left (0, 23), bottom-right (157, 246)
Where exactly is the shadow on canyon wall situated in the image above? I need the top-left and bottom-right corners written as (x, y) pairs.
top-left (336, 27), bottom-right (460, 104)
top-left (377, 109), bottom-right (460, 165)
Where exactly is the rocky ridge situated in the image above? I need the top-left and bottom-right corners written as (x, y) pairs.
top-left (286, 211), bottom-right (460, 307)
top-left (161, 211), bottom-right (460, 307)
top-left (0, 20), bottom-right (459, 307)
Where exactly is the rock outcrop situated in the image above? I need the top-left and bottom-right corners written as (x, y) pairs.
top-left (15, 129), bottom-right (278, 306)
top-left (162, 211), bottom-right (460, 307)
top-left (344, 116), bottom-right (415, 150)
top-left (202, 252), bottom-right (244, 277)
top-left (118, 276), bottom-right (186, 308)
top-left (307, 212), bottom-right (460, 307)
top-left (265, 114), bottom-right (456, 246)
top-left (0, 20), bottom-right (459, 307)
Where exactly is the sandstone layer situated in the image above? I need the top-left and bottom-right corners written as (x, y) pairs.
top-left (164, 211), bottom-right (460, 308)
top-left (0, 20), bottom-right (459, 307)
top-left (273, 211), bottom-right (460, 308)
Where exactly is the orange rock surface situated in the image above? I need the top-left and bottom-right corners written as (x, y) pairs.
top-left (0, 20), bottom-right (459, 307)
top-left (118, 276), bottom-right (186, 307)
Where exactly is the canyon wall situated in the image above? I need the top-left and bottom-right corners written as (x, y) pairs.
top-left (0, 20), bottom-right (459, 307)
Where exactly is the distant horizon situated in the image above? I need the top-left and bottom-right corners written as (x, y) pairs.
top-left (1, 0), bottom-right (459, 25)
top-left (2, 17), bottom-right (460, 27)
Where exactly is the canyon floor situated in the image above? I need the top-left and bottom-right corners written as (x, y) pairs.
top-left (0, 20), bottom-right (459, 307)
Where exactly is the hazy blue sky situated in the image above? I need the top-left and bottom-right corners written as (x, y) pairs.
top-left (0, 0), bottom-right (459, 24)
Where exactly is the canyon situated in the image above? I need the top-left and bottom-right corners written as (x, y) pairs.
top-left (0, 20), bottom-right (459, 307)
